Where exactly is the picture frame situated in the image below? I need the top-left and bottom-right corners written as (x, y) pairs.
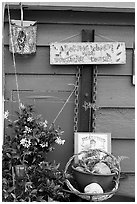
top-left (74, 132), bottom-right (111, 155)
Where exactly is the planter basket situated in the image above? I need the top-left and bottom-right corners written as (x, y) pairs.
top-left (64, 149), bottom-right (121, 202)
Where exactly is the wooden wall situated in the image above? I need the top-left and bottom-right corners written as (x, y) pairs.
top-left (4, 8), bottom-right (135, 198)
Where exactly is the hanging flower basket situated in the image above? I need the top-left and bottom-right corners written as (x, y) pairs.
top-left (64, 149), bottom-right (121, 202)
top-left (9, 20), bottom-right (37, 55)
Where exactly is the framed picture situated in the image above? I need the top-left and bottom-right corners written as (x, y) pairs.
top-left (74, 132), bottom-right (111, 156)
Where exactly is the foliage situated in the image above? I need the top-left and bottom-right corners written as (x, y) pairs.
top-left (74, 149), bottom-right (126, 174)
top-left (2, 104), bottom-right (70, 202)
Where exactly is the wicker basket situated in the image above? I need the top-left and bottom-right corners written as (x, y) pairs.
top-left (64, 149), bottom-right (121, 202)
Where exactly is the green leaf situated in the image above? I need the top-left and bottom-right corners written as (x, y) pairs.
top-left (12, 155), bottom-right (20, 159)
top-left (6, 153), bottom-right (11, 158)
top-left (54, 185), bottom-right (60, 191)
top-left (7, 186), bottom-right (15, 193)
top-left (38, 188), bottom-right (44, 192)
top-left (32, 157), bottom-right (36, 163)
top-left (19, 199), bottom-right (25, 201)
top-left (11, 193), bottom-right (16, 199)
top-left (2, 178), bottom-right (8, 185)
top-left (4, 192), bottom-right (9, 199)
top-left (31, 189), bottom-right (37, 194)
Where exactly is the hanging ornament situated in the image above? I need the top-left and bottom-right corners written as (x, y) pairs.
top-left (9, 4), bottom-right (37, 55)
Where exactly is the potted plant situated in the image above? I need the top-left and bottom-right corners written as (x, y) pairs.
top-left (2, 104), bottom-right (70, 202)
top-left (71, 149), bottom-right (124, 193)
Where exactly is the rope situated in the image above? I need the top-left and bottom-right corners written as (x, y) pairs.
top-left (7, 5), bottom-right (21, 111)
top-left (20, 2), bottom-right (23, 27)
top-left (95, 33), bottom-right (117, 42)
top-left (50, 32), bottom-right (117, 45)
top-left (51, 86), bottom-right (76, 125)
top-left (51, 32), bottom-right (81, 44)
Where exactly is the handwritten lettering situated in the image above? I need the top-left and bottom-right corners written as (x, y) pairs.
top-left (50, 42), bottom-right (126, 65)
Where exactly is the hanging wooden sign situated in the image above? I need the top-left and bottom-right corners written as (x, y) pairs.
top-left (50, 42), bottom-right (126, 65)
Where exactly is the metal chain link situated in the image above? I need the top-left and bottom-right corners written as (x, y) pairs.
top-left (74, 67), bottom-right (81, 132)
top-left (74, 65), bottom-right (98, 133)
top-left (92, 65), bottom-right (98, 132)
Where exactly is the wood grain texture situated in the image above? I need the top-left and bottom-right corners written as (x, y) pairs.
top-left (4, 46), bottom-right (133, 75)
top-left (96, 108), bottom-right (135, 139)
top-left (96, 76), bottom-right (135, 107)
top-left (5, 75), bottom-right (75, 91)
top-left (4, 23), bottom-right (134, 48)
top-left (118, 174), bottom-right (135, 197)
top-left (111, 139), bottom-right (135, 172)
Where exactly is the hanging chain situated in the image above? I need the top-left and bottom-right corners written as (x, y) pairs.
top-left (92, 65), bottom-right (98, 132)
top-left (74, 67), bottom-right (81, 132)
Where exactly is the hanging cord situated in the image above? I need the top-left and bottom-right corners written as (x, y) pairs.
top-left (20, 2), bottom-right (23, 27)
top-left (50, 85), bottom-right (77, 127)
top-left (7, 5), bottom-right (21, 111)
top-left (50, 32), bottom-right (81, 44)
top-left (50, 68), bottom-right (81, 127)
top-left (95, 33), bottom-right (117, 42)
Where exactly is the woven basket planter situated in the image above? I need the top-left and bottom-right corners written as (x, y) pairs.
top-left (64, 149), bottom-right (121, 202)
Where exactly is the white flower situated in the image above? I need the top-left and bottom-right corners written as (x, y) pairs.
top-left (4, 110), bottom-right (9, 119)
top-left (39, 122), bottom-right (43, 126)
top-left (27, 117), bottom-right (33, 122)
top-left (23, 126), bottom-right (32, 134)
top-left (43, 120), bottom-right (48, 128)
top-left (55, 137), bottom-right (65, 145)
top-left (20, 138), bottom-right (31, 148)
top-left (19, 103), bottom-right (26, 110)
top-left (40, 142), bottom-right (48, 148)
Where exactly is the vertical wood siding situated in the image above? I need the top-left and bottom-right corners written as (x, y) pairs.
top-left (4, 8), bottom-right (135, 198)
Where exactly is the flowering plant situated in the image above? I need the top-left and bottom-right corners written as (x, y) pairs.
top-left (2, 104), bottom-right (69, 202)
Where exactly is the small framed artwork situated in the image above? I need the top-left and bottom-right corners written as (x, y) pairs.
top-left (74, 132), bottom-right (111, 156)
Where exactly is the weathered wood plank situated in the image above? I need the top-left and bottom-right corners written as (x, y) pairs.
top-left (4, 9), bottom-right (135, 26)
top-left (96, 76), bottom-right (135, 107)
top-left (4, 75), bottom-right (76, 100)
top-left (111, 139), bottom-right (135, 173)
top-left (4, 46), bottom-right (133, 75)
top-left (96, 108), bottom-right (135, 139)
top-left (118, 174), bottom-right (135, 198)
top-left (4, 23), bottom-right (134, 48)
top-left (5, 75), bottom-right (135, 108)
